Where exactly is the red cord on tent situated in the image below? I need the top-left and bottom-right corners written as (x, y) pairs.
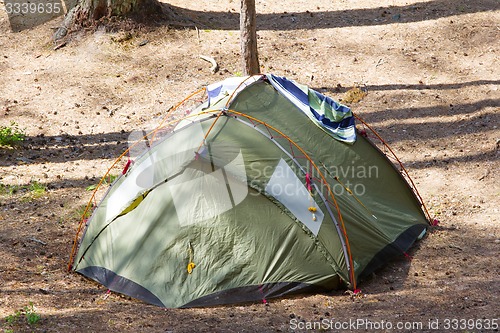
top-left (305, 173), bottom-right (312, 192)
top-left (403, 252), bottom-right (413, 261)
top-left (258, 284), bottom-right (268, 304)
top-left (263, 124), bottom-right (275, 139)
top-left (286, 140), bottom-right (294, 157)
top-left (122, 159), bottom-right (132, 175)
top-left (102, 289), bottom-right (111, 300)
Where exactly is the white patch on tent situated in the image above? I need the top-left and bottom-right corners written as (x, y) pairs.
top-left (223, 150), bottom-right (248, 206)
top-left (206, 75), bottom-right (261, 105)
top-left (169, 169), bottom-right (232, 226)
top-left (265, 159), bottom-right (324, 236)
top-left (105, 122), bottom-right (205, 222)
top-left (174, 76), bottom-right (262, 131)
top-left (169, 150), bottom-right (248, 226)
top-left (104, 152), bottom-right (156, 222)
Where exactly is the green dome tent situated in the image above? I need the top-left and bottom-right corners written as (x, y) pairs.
top-left (70, 74), bottom-right (431, 308)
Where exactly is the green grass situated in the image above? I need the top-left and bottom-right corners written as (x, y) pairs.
top-left (23, 303), bottom-right (41, 326)
top-left (73, 204), bottom-right (93, 220)
top-left (27, 181), bottom-right (46, 198)
top-left (0, 183), bottom-right (17, 196)
top-left (0, 122), bottom-right (25, 147)
top-left (85, 174), bottom-right (118, 191)
top-left (3, 302), bottom-right (41, 330)
top-left (4, 311), bottom-right (21, 326)
top-left (0, 180), bottom-right (47, 200)
top-left (57, 203), bottom-right (94, 226)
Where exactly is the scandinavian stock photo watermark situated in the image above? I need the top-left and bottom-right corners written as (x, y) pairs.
top-left (248, 160), bottom-right (379, 197)
top-left (123, 121), bottom-right (381, 229)
top-left (129, 126), bottom-right (379, 200)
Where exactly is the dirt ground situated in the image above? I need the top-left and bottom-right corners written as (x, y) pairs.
top-left (0, 0), bottom-right (499, 332)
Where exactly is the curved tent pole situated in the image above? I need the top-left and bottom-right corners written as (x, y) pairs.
top-left (70, 107), bottom-right (359, 289)
top-left (70, 78), bottom-right (431, 294)
top-left (71, 115), bottom-right (223, 270)
top-left (194, 75), bottom-right (265, 154)
top-left (69, 87), bottom-right (359, 289)
top-left (67, 89), bottom-right (216, 271)
top-left (224, 74), bottom-right (265, 108)
top-left (230, 115), bottom-right (353, 285)
top-left (69, 110), bottom-right (210, 270)
top-left (151, 88), bottom-right (207, 143)
top-left (224, 109), bottom-right (358, 290)
top-left (69, 109), bottom-right (219, 270)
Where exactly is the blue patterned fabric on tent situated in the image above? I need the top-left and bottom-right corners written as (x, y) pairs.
top-left (267, 74), bottom-right (356, 143)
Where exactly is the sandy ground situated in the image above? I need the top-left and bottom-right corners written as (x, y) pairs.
top-left (0, 0), bottom-right (499, 332)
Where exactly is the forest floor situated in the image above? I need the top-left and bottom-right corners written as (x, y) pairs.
top-left (0, 0), bottom-right (499, 332)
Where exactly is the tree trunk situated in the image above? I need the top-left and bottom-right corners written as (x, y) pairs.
top-left (240, 0), bottom-right (260, 75)
top-left (54, 0), bottom-right (160, 41)
top-left (75, 0), bottom-right (145, 21)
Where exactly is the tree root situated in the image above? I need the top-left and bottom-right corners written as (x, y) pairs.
top-left (199, 55), bottom-right (219, 74)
